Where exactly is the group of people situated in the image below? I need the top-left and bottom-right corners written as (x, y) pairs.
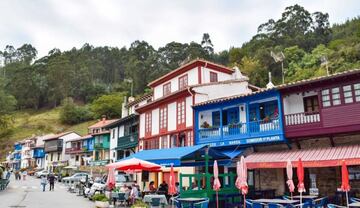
top-left (117, 182), bottom-right (140, 204)
top-left (40, 174), bottom-right (56, 192)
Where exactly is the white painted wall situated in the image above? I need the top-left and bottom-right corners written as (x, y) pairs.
top-left (139, 114), bottom-right (146, 138)
top-left (168, 102), bottom-right (176, 131)
top-left (153, 67), bottom-right (200, 100)
top-left (186, 96), bottom-right (193, 127)
top-left (193, 81), bottom-right (252, 104)
top-left (201, 68), bottom-right (232, 83)
top-left (109, 127), bottom-right (118, 156)
top-left (283, 91), bottom-right (317, 114)
top-left (60, 132), bottom-right (81, 161)
top-left (152, 108), bottom-right (159, 135)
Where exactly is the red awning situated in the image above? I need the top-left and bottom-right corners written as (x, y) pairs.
top-left (246, 145), bottom-right (360, 169)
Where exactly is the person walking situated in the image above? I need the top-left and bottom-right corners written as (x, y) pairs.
top-left (22, 170), bottom-right (27, 180)
top-left (40, 176), bottom-right (47, 192)
top-left (48, 173), bottom-right (55, 191)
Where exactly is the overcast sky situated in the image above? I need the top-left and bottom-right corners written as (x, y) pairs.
top-left (1, 0), bottom-right (359, 57)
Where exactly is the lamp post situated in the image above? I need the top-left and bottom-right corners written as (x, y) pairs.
top-left (124, 79), bottom-right (134, 97)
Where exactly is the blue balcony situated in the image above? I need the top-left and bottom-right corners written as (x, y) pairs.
top-left (194, 90), bottom-right (285, 147)
top-left (33, 148), bottom-right (45, 158)
top-left (14, 153), bottom-right (21, 160)
top-left (14, 144), bottom-right (22, 151)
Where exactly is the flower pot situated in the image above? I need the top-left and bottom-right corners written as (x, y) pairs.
top-left (95, 201), bottom-right (109, 208)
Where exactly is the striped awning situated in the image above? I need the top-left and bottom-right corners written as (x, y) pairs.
top-left (246, 145), bottom-right (360, 169)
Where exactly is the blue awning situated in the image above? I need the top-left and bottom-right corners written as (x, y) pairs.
top-left (120, 145), bottom-right (229, 167)
top-left (217, 148), bottom-right (245, 159)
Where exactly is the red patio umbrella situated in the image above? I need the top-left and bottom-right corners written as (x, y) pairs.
top-left (106, 157), bottom-right (161, 171)
top-left (236, 156), bottom-right (248, 208)
top-left (106, 167), bottom-right (116, 191)
top-left (286, 160), bottom-right (295, 199)
top-left (168, 164), bottom-right (177, 207)
top-left (340, 160), bottom-right (350, 207)
top-left (213, 160), bottom-right (221, 208)
top-left (297, 158), bottom-right (305, 207)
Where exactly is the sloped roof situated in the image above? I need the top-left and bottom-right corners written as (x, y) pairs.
top-left (43, 131), bottom-right (74, 141)
top-left (88, 119), bottom-right (119, 129)
top-left (126, 93), bottom-right (153, 108)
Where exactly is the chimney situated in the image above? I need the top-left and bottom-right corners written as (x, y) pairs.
top-left (101, 115), bottom-right (106, 123)
top-left (121, 96), bottom-right (129, 118)
top-left (266, 72), bottom-right (275, 89)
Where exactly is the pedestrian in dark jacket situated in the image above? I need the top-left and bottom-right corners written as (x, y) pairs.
top-left (48, 174), bottom-right (55, 191)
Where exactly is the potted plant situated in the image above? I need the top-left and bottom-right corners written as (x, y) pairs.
top-left (92, 193), bottom-right (110, 208)
top-left (200, 121), bottom-right (211, 128)
top-left (131, 200), bottom-right (149, 208)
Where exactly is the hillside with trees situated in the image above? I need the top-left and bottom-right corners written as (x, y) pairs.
top-left (0, 4), bottom-right (359, 158)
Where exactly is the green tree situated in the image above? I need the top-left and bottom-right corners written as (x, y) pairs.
top-left (59, 98), bottom-right (93, 125)
top-left (90, 93), bottom-right (125, 119)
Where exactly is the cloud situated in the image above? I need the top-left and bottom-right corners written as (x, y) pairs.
top-left (0, 0), bottom-right (359, 57)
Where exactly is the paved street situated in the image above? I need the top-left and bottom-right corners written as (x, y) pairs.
top-left (0, 176), bottom-right (94, 208)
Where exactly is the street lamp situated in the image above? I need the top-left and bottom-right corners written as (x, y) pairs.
top-left (271, 51), bottom-right (286, 84)
top-left (124, 78), bottom-right (134, 97)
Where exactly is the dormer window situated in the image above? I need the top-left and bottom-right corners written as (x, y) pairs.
top-left (210, 72), bottom-right (218, 83)
top-left (178, 74), bottom-right (188, 90)
top-left (163, 82), bottom-right (171, 96)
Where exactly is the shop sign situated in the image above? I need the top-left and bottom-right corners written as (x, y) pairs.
top-left (206, 135), bottom-right (284, 147)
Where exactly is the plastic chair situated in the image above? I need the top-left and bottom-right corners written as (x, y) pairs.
top-left (253, 202), bottom-right (266, 208)
top-left (150, 198), bottom-right (161, 208)
top-left (327, 204), bottom-right (347, 208)
top-left (314, 197), bottom-right (328, 208)
top-left (268, 203), bottom-right (284, 208)
top-left (292, 200), bottom-right (313, 208)
top-left (194, 199), bottom-right (209, 208)
top-left (245, 199), bottom-right (253, 208)
top-left (350, 197), bottom-right (360, 203)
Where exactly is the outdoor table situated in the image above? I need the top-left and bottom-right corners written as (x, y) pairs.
top-left (143, 194), bottom-right (168, 205)
top-left (293, 195), bottom-right (318, 199)
top-left (349, 202), bottom-right (360, 207)
top-left (252, 199), bottom-right (299, 205)
top-left (177, 197), bottom-right (206, 208)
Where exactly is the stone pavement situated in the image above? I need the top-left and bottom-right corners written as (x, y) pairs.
top-left (0, 175), bottom-right (94, 208)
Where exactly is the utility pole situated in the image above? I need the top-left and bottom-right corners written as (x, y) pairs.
top-left (271, 51), bottom-right (286, 84)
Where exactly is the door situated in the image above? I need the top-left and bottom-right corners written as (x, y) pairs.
top-left (227, 107), bottom-right (239, 124)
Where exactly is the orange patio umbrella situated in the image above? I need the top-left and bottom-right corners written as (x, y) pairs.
top-left (340, 160), bottom-right (350, 207)
top-left (297, 158), bottom-right (305, 208)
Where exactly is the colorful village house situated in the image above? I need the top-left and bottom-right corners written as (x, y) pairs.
top-left (131, 59), bottom-right (259, 189)
top-left (107, 94), bottom-right (152, 163)
top-left (30, 134), bottom-right (54, 170)
top-left (43, 132), bottom-right (81, 172)
top-left (88, 118), bottom-right (119, 166)
top-left (185, 77), bottom-right (285, 197)
top-left (65, 134), bottom-right (93, 167)
top-left (9, 143), bottom-right (22, 170)
top-left (245, 69), bottom-right (360, 197)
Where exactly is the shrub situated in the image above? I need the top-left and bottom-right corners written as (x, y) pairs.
top-left (90, 93), bottom-right (125, 119)
top-left (92, 193), bottom-right (109, 202)
top-left (59, 98), bottom-right (93, 125)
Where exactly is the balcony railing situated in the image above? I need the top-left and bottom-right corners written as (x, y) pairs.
top-left (44, 145), bottom-right (62, 152)
top-left (117, 133), bottom-right (138, 150)
top-left (65, 147), bottom-right (83, 154)
top-left (198, 118), bottom-right (281, 142)
top-left (285, 112), bottom-right (320, 126)
top-left (94, 143), bottom-right (109, 149)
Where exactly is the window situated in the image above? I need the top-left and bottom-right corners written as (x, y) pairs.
top-left (212, 111), bottom-right (220, 127)
top-left (163, 82), bottom-right (171, 96)
top-left (50, 153), bottom-right (53, 161)
top-left (178, 75), bottom-right (188, 90)
top-left (160, 136), bottom-right (168, 149)
top-left (144, 138), bottom-right (159, 150)
top-left (75, 155), bottom-right (79, 161)
top-left (177, 99), bottom-right (186, 128)
top-left (159, 106), bottom-right (168, 132)
top-left (343, 85), bottom-right (353, 104)
top-left (145, 112), bottom-right (152, 136)
top-left (331, 87), bottom-right (341, 105)
top-left (303, 96), bottom-right (319, 112)
top-left (210, 72), bottom-right (218, 82)
top-left (321, 89), bottom-right (331, 107)
top-left (112, 129), bottom-right (116, 139)
top-left (355, 83), bottom-right (360, 102)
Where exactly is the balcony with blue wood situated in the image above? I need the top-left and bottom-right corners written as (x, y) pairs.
top-left (194, 90), bottom-right (286, 147)
top-left (33, 148), bottom-right (45, 158)
top-left (14, 143), bottom-right (22, 152)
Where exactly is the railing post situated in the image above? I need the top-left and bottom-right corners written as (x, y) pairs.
top-left (220, 108), bottom-right (223, 139)
top-left (246, 101), bottom-right (250, 136)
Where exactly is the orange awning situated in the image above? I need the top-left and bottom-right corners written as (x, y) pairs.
top-left (246, 145), bottom-right (360, 169)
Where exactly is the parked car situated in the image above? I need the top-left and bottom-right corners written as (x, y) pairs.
top-left (35, 170), bottom-right (50, 178)
top-left (115, 173), bottom-right (133, 188)
top-left (62, 173), bottom-right (91, 184)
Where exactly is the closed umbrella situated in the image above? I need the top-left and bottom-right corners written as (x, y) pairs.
top-left (106, 168), bottom-right (116, 191)
top-left (286, 160), bottom-right (295, 199)
top-left (168, 164), bottom-right (177, 207)
top-left (340, 160), bottom-right (350, 207)
top-left (213, 160), bottom-right (221, 208)
top-left (236, 156), bottom-right (248, 208)
top-left (297, 158), bottom-right (305, 208)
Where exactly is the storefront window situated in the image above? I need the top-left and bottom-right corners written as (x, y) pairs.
top-left (355, 83), bottom-right (360, 102)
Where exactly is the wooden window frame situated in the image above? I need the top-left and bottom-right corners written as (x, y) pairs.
top-left (176, 98), bottom-right (186, 129)
top-left (163, 82), bottom-right (171, 96)
top-left (159, 105), bottom-right (168, 133)
top-left (178, 74), bottom-right (188, 90)
top-left (303, 96), bottom-right (319, 113)
top-left (145, 112), bottom-right (152, 137)
top-left (210, 71), bottom-right (218, 83)
top-left (144, 138), bottom-right (159, 150)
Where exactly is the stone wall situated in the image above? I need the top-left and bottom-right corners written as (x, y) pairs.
top-left (254, 169), bottom-right (285, 196)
